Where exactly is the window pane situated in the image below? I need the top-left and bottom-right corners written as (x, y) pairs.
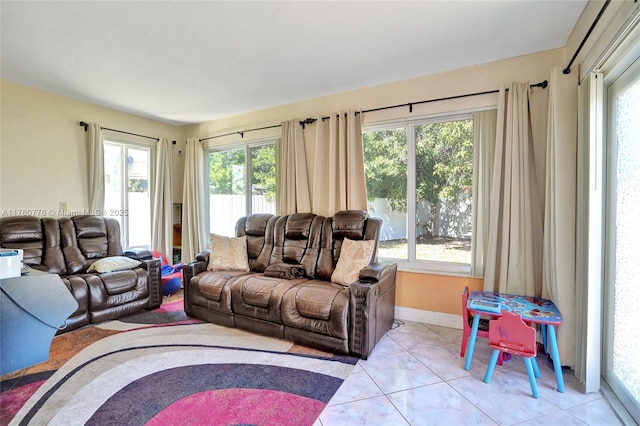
top-left (208, 149), bottom-right (246, 236)
top-left (103, 142), bottom-right (151, 248)
top-left (104, 144), bottom-right (124, 219)
top-left (250, 145), bottom-right (276, 215)
top-left (126, 147), bottom-right (150, 247)
top-left (363, 127), bottom-right (408, 259)
top-left (610, 73), bottom-right (640, 410)
top-left (415, 120), bottom-right (472, 263)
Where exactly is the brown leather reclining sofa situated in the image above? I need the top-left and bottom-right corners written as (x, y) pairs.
top-left (183, 210), bottom-right (397, 359)
top-left (0, 215), bottom-right (162, 332)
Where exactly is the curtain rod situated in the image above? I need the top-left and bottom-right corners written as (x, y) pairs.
top-left (299, 79), bottom-right (548, 128)
top-left (199, 124), bottom-right (282, 142)
top-left (174, 78), bottom-right (549, 139)
top-left (563, 0), bottom-right (611, 75)
top-left (79, 121), bottom-right (159, 141)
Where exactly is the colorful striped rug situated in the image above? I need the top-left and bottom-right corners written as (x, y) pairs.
top-left (1, 298), bottom-right (357, 425)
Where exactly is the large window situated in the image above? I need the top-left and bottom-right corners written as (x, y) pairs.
top-left (364, 114), bottom-right (474, 273)
top-left (207, 141), bottom-right (276, 236)
top-left (103, 141), bottom-right (152, 248)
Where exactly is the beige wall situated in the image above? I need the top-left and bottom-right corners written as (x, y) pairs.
top-left (183, 48), bottom-right (565, 318)
top-left (2, 46), bottom-right (566, 320)
top-left (0, 81), bottom-right (186, 214)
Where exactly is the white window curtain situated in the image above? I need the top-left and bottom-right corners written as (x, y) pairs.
top-left (276, 119), bottom-right (311, 215)
top-left (181, 138), bottom-right (206, 263)
top-left (484, 82), bottom-right (544, 296)
top-left (470, 109), bottom-right (497, 276)
top-left (88, 122), bottom-right (104, 211)
top-left (311, 110), bottom-right (367, 216)
top-left (543, 67), bottom-right (578, 369)
top-left (151, 137), bottom-right (173, 259)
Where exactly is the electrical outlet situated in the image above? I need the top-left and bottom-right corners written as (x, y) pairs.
top-left (59, 201), bottom-right (67, 210)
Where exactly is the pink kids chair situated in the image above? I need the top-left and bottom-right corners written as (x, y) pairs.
top-left (483, 310), bottom-right (541, 398)
top-left (151, 251), bottom-right (183, 296)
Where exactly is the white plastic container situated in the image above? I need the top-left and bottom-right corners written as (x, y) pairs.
top-left (0, 249), bottom-right (21, 279)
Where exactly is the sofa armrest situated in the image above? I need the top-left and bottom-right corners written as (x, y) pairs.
top-left (358, 263), bottom-right (388, 283)
top-left (124, 248), bottom-right (153, 261)
top-left (349, 262), bottom-right (397, 359)
top-left (195, 250), bottom-right (211, 263)
top-left (139, 258), bottom-right (162, 309)
top-left (182, 259), bottom-right (208, 314)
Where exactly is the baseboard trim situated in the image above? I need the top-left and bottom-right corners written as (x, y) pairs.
top-left (394, 306), bottom-right (462, 330)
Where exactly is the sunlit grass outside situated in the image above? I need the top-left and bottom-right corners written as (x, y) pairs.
top-left (378, 237), bottom-right (471, 263)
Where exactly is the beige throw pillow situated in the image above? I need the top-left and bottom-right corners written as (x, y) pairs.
top-left (87, 256), bottom-right (141, 273)
top-left (208, 233), bottom-right (250, 271)
top-left (331, 238), bottom-right (375, 286)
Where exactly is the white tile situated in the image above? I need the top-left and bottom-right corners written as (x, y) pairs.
top-left (426, 324), bottom-right (464, 344)
top-left (564, 398), bottom-right (625, 426)
top-left (319, 395), bottom-right (410, 426)
top-left (515, 410), bottom-right (588, 426)
top-left (448, 369), bottom-right (560, 425)
top-left (387, 322), bottom-right (450, 352)
top-left (507, 356), bottom-right (604, 410)
top-left (368, 334), bottom-right (407, 358)
top-left (387, 382), bottom-right (497, 425)
top-left (317, 320), bottom-right (625, 426)
top-left (411, 343), bottom-right (476, 381)
top-left (359, 351), bottom-right (442, 394)
top-left (328, 364), bottom-right (384, 405)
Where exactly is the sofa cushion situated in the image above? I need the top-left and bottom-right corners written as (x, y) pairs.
top-left (87, 256), bottom-right (141, 273)
top-left (270, 214), bottom-right (323, 279)
top-left (98, 270), bottom-right (140, 296)
top-left (239, 275), bottom-right (281, 308)
top-left (231, 274), bottom-right (304, 324)
top-left (236, 214), bottom-right (275, 273)
top-left (332, 210), bottom-right (368, 240)
top-left (208, 233), bottom-right (250, 271)
top-left (281, 280), bottom-right (349, 340)
top-left (0, 216), bottom-right (67, 274)
top-left (331, 238), bottom-right (375, 286)
top-left (293, 285), bottom-right (338, 321)
top-left (196, 271), bottom-right (247, 302)
top-left (59, 216), bottom-right (123, 274)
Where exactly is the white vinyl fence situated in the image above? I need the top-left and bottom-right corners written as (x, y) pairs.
top-left (209, 194), bottom-right (276, 236)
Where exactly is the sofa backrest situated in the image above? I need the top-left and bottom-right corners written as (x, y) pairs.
top-left (234, 210), bottom-right (380, 280)
top-left (269, 213), bottom-right (324, 278)
top-left (0, 216), bottom-right (67, 274)
top-left (315, 210), bottom-right (380, 281)
top-left (235, 213), bottom-right (276, 272)
top-left (59, 216), bottom-right (123, 274)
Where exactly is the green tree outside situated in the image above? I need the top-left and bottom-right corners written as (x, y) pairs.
top-left (209, 144), bottom-right (276, 201)
top-left (364, 119), bottom-right (473, 239)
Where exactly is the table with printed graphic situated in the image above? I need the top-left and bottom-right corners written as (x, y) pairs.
top-left (464, 291), bottom-right (565, 393)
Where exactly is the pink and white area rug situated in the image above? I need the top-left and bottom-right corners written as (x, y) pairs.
top-left (1, 300), bottom-right (357, 425)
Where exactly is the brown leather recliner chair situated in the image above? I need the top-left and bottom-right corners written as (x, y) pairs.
top-left (0, 215), bottom-right (162, 332)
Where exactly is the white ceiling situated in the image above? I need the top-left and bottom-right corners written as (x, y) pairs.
top-left (1, 1), bottom-right (587, 126)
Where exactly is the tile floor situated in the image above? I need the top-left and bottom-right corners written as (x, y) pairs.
top-left (316, 320), bottom-right (623, 426)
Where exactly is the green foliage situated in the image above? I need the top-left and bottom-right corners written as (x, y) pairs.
top-left (127, 179), bottom-right (147, 193)
top-left (251, 144), bottom-right (276, 201)
top-left (415, 120), bottom-right (473, 204)
top-left (364, 119), bottom-right (473, 238)
top-left (209, 149), bottom-right (245, 194)
top-left (208, 145), bottom-right (276, 201)
top-left (363, 128), bottom-right (408, 211)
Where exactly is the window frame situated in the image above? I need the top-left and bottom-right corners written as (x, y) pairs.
top-left (102, 137), bottom-right (155, 249)
top-left (363, 111), bottom-right (477, 276)
top-left (204, 138), bottom-right (277, 236)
